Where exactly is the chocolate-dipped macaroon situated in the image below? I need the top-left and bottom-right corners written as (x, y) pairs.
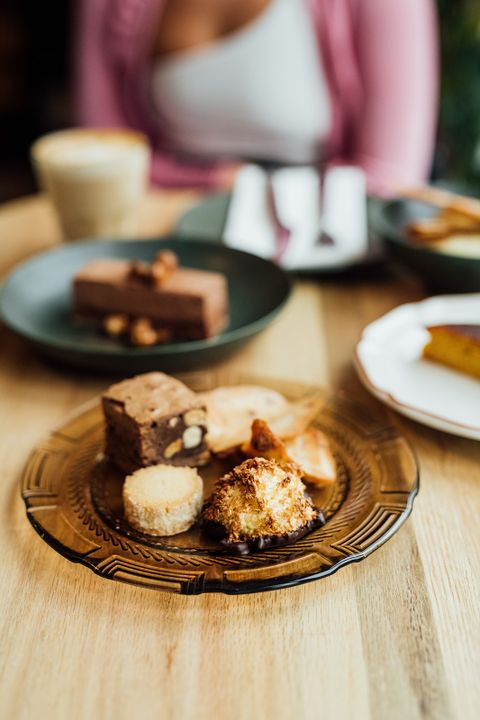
top-left (202, 457), bottom-right (324, 554)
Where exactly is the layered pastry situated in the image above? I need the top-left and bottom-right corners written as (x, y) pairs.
top-left (200, 385), bottom-right (288, 453)
top-left (202, 457), bottom-right (324, 554)
top-left (123, 465), bottom-right (203, 536)
top-left (406, 207), bottom-right (480, 259)
top-left (243, 419), bottom-right (336, 487)
top-left (405, 187), bottom-right (480, 252)
top-left (73, 250), bottom-right (228, 344)
top-left (102, 372), bottom-right (209, 474)
top-left (200, 385), bottom-right (323, 454)
top-left (407, 209), bottom-right (480, 242)
top-left (423, 324), bottom-right (480, 379)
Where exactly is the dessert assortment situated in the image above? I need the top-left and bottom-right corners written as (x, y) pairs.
top-left (73, 249), bottom-right (229, 346)
top-left (101, 372), bottom-right (335, 554)
top-left (423, 324), bottom-right (480, 380)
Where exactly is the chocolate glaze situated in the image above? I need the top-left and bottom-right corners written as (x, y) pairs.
top-left (202, 511), bottom-right (325, 556)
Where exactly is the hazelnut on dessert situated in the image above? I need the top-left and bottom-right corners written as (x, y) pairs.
top-left (102, 372), bottom-right (209, 474)
top-left (152, 250), bottom-right (178, 284)
top-left (123, 464), bottom-right (203, 536)
top-left (103, 313), bottom-right (129, 338)
top-left (129, 317), bottom-right (158, 346)
top-left (202, 457), bottom-right (323, 553)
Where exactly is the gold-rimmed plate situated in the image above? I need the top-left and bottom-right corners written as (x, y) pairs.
top-left (21, 373), bottom-right (418, 595)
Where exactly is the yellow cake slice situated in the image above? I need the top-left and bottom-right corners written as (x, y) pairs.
top-left (423, 325), bottom-right (480, 379)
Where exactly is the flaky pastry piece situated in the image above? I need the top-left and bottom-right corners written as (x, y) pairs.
top-left (199, 385), bottom-right (288, 454)
top-left (242, 419), bottom-right (336, 487)
top-left (201, 385), bottom-right (324, 455)
top-left (202, 457), bottom-right (323, 554)
top-left (407, 208), bottom-right (480, 242)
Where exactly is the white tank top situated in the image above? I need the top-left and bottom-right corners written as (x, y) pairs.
top-left (151, 0), bottom-right (331, 164)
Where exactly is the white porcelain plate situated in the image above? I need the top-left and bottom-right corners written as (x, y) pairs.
top-left (355, 294), bottom-right (480, 440)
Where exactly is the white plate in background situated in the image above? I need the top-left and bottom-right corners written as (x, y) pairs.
top-left (355, 294), bottom-right (480, 440)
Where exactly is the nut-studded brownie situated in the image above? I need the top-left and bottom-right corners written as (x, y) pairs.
top-left (102, 372), bottom-right (210, 474)
top-left (73, 252), bottom-right (228, 343)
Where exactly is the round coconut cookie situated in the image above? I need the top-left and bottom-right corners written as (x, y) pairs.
top-left (123, 464), bottom-right (203, 536)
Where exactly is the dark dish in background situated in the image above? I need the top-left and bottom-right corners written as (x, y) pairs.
top-left (176, 192), bottom-right (383, 275)
top-left (369, 191), bottom-right (480, 293)
top-left (0, 238), bottom-right (290, 373)
top-left (176, 189), bottom-right (480, 292)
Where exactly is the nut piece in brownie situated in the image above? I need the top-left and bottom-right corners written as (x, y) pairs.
top-left (202, 457), bottom-right (324, 554)
top-left (102, 372), bottom-right (209, 474)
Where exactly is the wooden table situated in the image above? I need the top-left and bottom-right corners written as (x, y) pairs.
top-left (1, 191), bottom-right (479, 720)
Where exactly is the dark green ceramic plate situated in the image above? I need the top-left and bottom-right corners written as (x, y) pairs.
top-left (369, 197), bottom-right (480, 292)
top-left (176, 193), bottom-right (384, 273)
top-left (0, 238), bottom-right (290, 373)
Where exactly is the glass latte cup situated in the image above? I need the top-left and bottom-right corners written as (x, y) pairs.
top-left (31, 128), bottom-right (151, 241)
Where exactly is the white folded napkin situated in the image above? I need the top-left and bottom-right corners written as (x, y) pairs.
top-left (223, 164), bottom-right (369, 270)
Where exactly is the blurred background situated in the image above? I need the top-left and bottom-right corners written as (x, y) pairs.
top-left (0, 0), bottom-right (478, 202)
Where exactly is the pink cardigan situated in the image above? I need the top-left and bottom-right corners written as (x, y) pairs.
top-left (74, 0), bottom-right (438, 196)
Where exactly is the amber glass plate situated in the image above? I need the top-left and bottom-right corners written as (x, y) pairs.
top-left (21, 373), bottom-right (418, 595)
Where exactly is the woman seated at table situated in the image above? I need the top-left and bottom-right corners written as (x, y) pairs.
top-left (74, 0), bottom-right (438, 196)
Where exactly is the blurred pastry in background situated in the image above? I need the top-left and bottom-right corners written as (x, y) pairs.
top-left (423, 324), bottom-right (480, 380)
top-left (405, 187), bottom-right (480, 258)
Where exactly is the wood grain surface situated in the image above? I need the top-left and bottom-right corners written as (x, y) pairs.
top-left (0, 192), bottom-right (479, 720)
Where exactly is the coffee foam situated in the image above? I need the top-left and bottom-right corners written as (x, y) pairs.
top-left (31, 128), bottom-right (150, 239)
top-left (32, 129), bottom-right (149, 176)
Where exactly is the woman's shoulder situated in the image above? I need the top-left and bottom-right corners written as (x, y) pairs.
top-left (92, 0), bottom-right (165, 61)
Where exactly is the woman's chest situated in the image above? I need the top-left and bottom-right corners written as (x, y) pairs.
top-left (151, 0), bottom-right (331, 163)
top-left (153, 0), bottom-right (272, 58)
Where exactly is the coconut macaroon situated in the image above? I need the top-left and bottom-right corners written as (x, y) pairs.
top-left (123, 465), bottom-right (203, 536)
top-left (202, 457), bottom-right (323, 553)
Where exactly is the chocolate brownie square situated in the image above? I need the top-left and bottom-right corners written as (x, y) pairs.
top-left (102, 372), bottom-right (209, 474)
